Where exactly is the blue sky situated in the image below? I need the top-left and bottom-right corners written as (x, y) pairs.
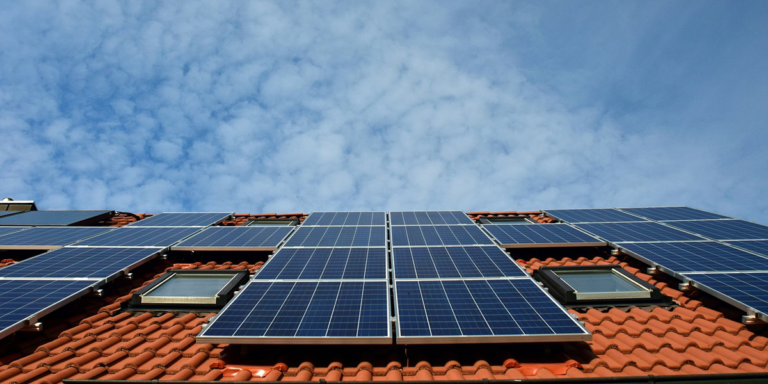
top-left (1, 1), bottom-right (766, 222)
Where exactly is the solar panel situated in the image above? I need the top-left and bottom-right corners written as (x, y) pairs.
top-left (73, 227), bottom-right (201, 247)
top-left (390, 211), bottom-right (474, 225)
top-left (255, 248), bottom-right (387, 280)
top-left (682, 273), bottom-right (768, 322)
top-left (391, 225), bottom-right (493, 247)
top-left (282, 226), bottom-right (386, 248)
top-left (0, 212), bottom-right (22, 218)
top-left (618, 242), bottom-right (768, 274)
top-left (0, 279), bottom-right (95, 339)
top-left (198, 281), bottom-right (391, 344)
top-left (302, 212), bottom-right (386, 226)
top-left (665, 220), bottom-right (768, 240)
top-left (619, 207), bottom-right (730, 221)
top-left (0, 227), bottom-right (114, 249)
top-left (574, 222), bottom-right (705, 243)
top-left (0, 247), bottom-right (162, 280)
top-left (0, 211), bottom-right (112, 226)
top-left (392, 246), bottom-right (528, 279)
top-left (0, 227), bottom-right (29, 238)
top-left (128, 212), bottom-right (231, 227)
top-left (543, 209), bottom-right (647, 224)
top-left (484, 224), bottom-right (605, 248)
top-left (173, 226), bottom-right (293, 251)
top-left (725, 240), bottom-right (768, 257)
top-left (394, 279), bottom-right (589, 343)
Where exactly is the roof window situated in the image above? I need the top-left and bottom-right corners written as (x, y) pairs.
top-left (130, 269), bottom-right (249, 308)
top-left (534, 265), bottom-right (663, 305)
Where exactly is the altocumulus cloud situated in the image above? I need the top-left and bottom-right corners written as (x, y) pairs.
top-left (0, 1), bottom-right (766, 222)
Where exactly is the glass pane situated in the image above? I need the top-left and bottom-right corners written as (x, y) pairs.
top-left (556, 270), bottom-right (642, 293)
top-left (147, 274), bottom-right (234, 297)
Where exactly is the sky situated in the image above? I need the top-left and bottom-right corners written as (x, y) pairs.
top-left (1, 1), bottom-right (767, 222)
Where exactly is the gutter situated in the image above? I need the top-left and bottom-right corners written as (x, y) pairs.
top-left (65, 372), bottom-right (768, 384)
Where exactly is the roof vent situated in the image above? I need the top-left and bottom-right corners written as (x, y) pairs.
top-left (0, 198), bottom-right (36, 212)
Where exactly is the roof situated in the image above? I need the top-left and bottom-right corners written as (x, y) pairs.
top-left (0, 210), bottom-right (767, 383)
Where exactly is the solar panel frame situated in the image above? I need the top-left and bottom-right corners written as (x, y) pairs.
top-left (282, 226), bottom-right (387, 248)
top-left (393, 278), bottom-right (590, 344)
top-left (617, 207), bottom-right (731, 221)
top-left (617, 241), bottom-right (768, 276)
top-left (0, 279), bottom-right (96, 340)
top-left (71, 227), bottom-right (202, 248)
top-left (0, 210), bottom-right (112, 226)
top-left (665, 220), bottom-right (768, 241)
top-left (0, 227), bottom-right (115, 250)
top-left (484, 224), bottom-right (605, 248)
top-left (725, 240), bottom-right (768, 257)
top-left (127, 212), bottom-right (232, 227)
top-left (173, 226), bottom-right (294, 251)
top-left (682, 272), bottom-right (768, 323)
top-left (0, 247), bottom-right (163, 281)
top-left (254, 247), bottom-right (389, 281)
top-left (390, 211), bottom-right (475, 226)
top-left (197, 280), bottom-right (392, 344)
top-left (390, 225), bottom-right (495, 247)
top-left (392, 246), bottom-right (528, 279)
top-left (543, 209), bottom-right (648, 224)
top-left (302, 212), bottom-right (387, 226)
top-left (574, 222), bottom-right (706, 243)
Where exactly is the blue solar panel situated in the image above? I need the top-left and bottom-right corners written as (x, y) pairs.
top-left (390, 211), bottom-right (474, 225)
top-left (128, 212), bottom-right (231, 227)
top-left (0, 227), bottom-right (114, 249)
top-left (544, 209), bottom-right (647, 224)
top-left (302, 212), bottom-right (386, 226)
top-left (198, 281), bottom-right (391, 343)
top-left (0, 211), bottom-right (111, 226)
top-left (665, 220), bottom-right (768, 240)
top-left (726, 241), bottom-right (768, 257)
top-left (0, 279), bottom-right (95, 339)
top-left (618, 242), bottom-right (768, 274)
top-left (0, 247), bottom-right (162, 279)
top-left (0, 227), bottom-right (29, 238)
top-left (484, 224), bottom-right (604, 247)
top-left (574, 222), bottom-right (705, 242)
top-left (173, 226), bottom-right (293, 250)
top-left (682, 273), bottom-right (768, 320)
top-left (0, 212), bottom-right (21, 218)
top-left (395, 279), bottom-right (589, 343)
top-left (619, 207), bottom-right (730, 221)
top-left (255, 248), bottom-right (387, 280)
top-left (393, 246), bottom-right (527, 279)
top-left (391, 225), bottom-right (493, 247)
top-left (283, 226), bottom-right (386, 247)
top-left (74, 227), bottom-right (201, 247)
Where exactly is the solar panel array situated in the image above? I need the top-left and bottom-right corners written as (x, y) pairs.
top-left (390, 225), bottom-right (491, 247)
top-left (173, 226), bottom-right (294, 251)
top-left (128, 212), bottom-right (231, 227)
top-left (0, 227), bottom-right (114, 249)
top-left (254, 248), bottom-right (387, 280)
top-left (392, 246), bottom-right (528, 279)
top-left (618, 242), bottom-right (768, 274)
top-left (302, 212), bottom-right (386, 226)
top-left (73, 227), bottom-right (201, 247)
top-left (0, 210), bottom-right (112, 226)
top-left (0, 212), bottom-right (22, 218)
top-left (0, 227), bottom-right (29, 238)
top-left (283, 226), bottom-right (386, 248)
top-left (484, 224), bottom-right (605, 248)
top-left (574, 222), bottom-right (705, 243)
top-left (543, 209), bottom-right (647, 224)
top-left (618, 207), bottom-right (731, 221)
top-left (0, 247), bottom-right (163, 280)
top-left (725, 240), bottom-right (768, 257)
top-left (682, 273), bottom-right (768, 322)
top-left (390, 211), bottom-right (475, 225)
top-left (665, 220), bottom-right (768, 240)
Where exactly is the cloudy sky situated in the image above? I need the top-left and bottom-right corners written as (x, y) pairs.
top-left (1, 1), bottom-right (767, 222)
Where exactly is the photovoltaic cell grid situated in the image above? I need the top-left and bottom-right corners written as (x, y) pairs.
top-left (390, 211), bottom-right (474, 226)
top-left (198, 281), bottom-right (391, 344)
top-left (574, 222), bottom-right (705, 243)
top-left (391, 225), bottom-right (493, 247)
top-left (665, 220), bottom-right (768, 240)
top-left (682, 273), bottom-right (768, 321)
top-left (0, 227), bottom-right (114, 249)
top-left (0, 227), bottom-right (29, 238)
top-left (395, 279), bottom-right (589, 342)
top-left (484, 224), bottom-right (604, 247)
top-left (73, 227), bottom-right (201, 247)
top-left (0, 211), bottom-right (112, 226)
top-left (283, 226), bottom-right (386, 248)
top-left (173, 226), bottom-right (293, 250)
top-left (128, 212), bottom-right (231, 227)
top-left (302, 212), bottom-right (386, 226)
top-left (0, 279), bottom-right (95, 338)
top-left (255, 248), bottom-right (387, 280)
top-left (543, 209), bottom-right (647, 224)
top-left (393, 246), bottom-right (527, 279)
top-left (618, 242), bottom-right (768, 274)
top-left (726, 241), bottom-right (768, 257)
top-left (0, 247), bottom-right (163, 280)
top-left (618, 207), bottom-right (730, 221)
